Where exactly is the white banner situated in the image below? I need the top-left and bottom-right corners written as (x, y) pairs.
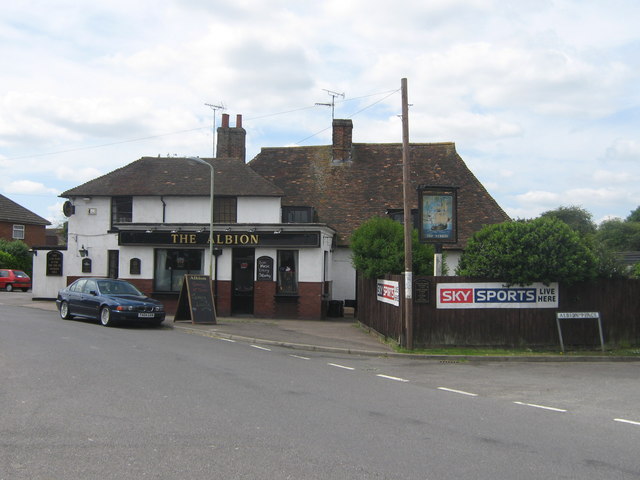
top-left (436, 282), bottom-right (558, 309)
top-left (377, 279), bottom-right (400, 307)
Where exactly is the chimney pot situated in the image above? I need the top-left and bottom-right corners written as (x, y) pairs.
top-left (221, 113), bottom-right (230, 128)
top-left (236, 114), bottom-right (242, 128)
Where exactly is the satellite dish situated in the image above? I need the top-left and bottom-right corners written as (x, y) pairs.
top-left (62, 200), bottom-right (75, 217)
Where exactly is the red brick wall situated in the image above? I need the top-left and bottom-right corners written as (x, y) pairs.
top-left (0, 222), bottom-right (47, 247)
top-left (298, 282), bottom-right (324, 319)
top-left (215, 280), bottom-right (232, 316)
top-left (255, 281), bottom-right (276, 317)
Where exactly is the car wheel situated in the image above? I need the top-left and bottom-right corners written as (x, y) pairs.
top-left (100, 306), bottom-right (115, 327)
top-left (59, 301), bottom-right (73, 320)
top-left (6, 284), bottom-right (13, 292)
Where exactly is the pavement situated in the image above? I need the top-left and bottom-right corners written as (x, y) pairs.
top-left (4, 292), bottom-right (640, 361)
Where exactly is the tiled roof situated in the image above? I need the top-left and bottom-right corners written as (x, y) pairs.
top-left (249, 142), bottom-right (510, 247)
top-left (0, 194), bottom-right (51, 226)
top-left (60, 157), bottom-right (283, 198)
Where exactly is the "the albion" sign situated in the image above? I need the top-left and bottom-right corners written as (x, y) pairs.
top-left (436, 282), bottom-right (558, 309)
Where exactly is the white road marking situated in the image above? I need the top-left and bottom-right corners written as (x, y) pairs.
top-left (437, 387), bottom-right (477, 397)
top-left (219, 337), bottom-right (236, 342)
top-left (614, 418), bottom-right (640, 426)
top-left (514, 401), bottom-right (566, 412)
top-left (289, 354), bottom-right (310, 360)
top-left (250, 344), bottom-right (271, 351)
top-left (328, 363), bottom-right (355, 370)
top-left (377, 374), bottom-right (409, 383)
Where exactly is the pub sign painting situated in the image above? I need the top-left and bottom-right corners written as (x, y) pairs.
top-left (418, 186), bottom-right (458, 244)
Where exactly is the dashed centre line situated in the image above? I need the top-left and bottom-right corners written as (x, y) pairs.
top-left (437, 387), bottom-right (478, 397)
top-left (514, 401), bottom-right (567, 412)
top-left (328, 363), bottom-right (355, 370)
top-left (250, 344), bottom-right (271, 351)
top-left (289, 354), bottom-right (310, 360)
top-left (614, 418), bottom-right (640, 426)
top-left (218, 337), bottom-right (236, 342)
top-left (377, 374), bottom-right (409, 383)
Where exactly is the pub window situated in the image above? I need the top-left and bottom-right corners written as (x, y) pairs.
top-left (282, 206), bottom-right (314, 224)
top-left (111, 196), bottom-right (133, 224)
top-left (154, 248), bottom-right (203, 292)
top-left (277, 250), bottom-right (298, 295)
top-left (12, 224), bottom-right (25, 240)
top-left (215, 197), bottom-right (237, 223)
top-left (386, 208), bottom-right (419, 229)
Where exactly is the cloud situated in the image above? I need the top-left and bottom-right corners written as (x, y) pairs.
top-left (604, 139), bottom-right (640, 162)
top-left (4, 180), bottom-right (59, 195)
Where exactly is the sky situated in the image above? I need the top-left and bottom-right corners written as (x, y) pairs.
top-left (1, 0), bottom-right (639, 228)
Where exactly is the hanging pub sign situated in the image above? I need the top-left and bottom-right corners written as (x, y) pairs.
top-left (418, 186), bottom-right (458, 244)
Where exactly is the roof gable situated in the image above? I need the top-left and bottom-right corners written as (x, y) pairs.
top-left (0, 194), bottom-right (51, 226)
top-left (249, 142), bottom-right (509, 247)
top-left (61, 157), bottom-right (283, 198)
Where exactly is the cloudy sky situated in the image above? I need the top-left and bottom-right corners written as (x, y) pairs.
top-left (1, 0), bottom-right (639, 227)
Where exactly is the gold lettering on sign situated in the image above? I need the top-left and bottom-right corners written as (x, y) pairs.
top-left (212, 233), bottom-right (260, 245)
top-left (171, 233), bottom-right (197, 244)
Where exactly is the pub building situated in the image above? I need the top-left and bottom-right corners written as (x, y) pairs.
top-left (32, 115), bottom-right (337, 319)
top-left (32, 113), bottom-right (510, 318)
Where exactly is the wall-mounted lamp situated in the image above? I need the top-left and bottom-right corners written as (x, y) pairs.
top-left (225, 227), bottom-right (231, 232)
top-left (248, 227), bottom-right (256, 233)
top-left (79, 245), bottom-right (89, 257)
top-left (145, 229), bottom-right (153, 233)
top-left (274, 229), bottom-right (282, 234)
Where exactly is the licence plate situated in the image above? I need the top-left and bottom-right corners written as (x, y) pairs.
top-left (138, 313), bottom-right (155, 318)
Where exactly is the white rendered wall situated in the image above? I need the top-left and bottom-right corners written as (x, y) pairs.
top-left (237, 197), bottom-right (281, 223)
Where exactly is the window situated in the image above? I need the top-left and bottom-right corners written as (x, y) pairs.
top-left (277, 250), bottom-right (298, 295)
top-left (386, 208), bottom-right (419, 229)
top-left (111, 196), bottom-right (133, 224)
top-left (282, 206), bottom-right (314, 223)
top-left (154, 248), bottom-right (203, 292)
top-left (215, 197), bottom-right (237, 223)
top-left (12, 224), bottom-right (25, 240)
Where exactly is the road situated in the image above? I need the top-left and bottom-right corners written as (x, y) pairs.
top-left (1, 301), bottom-right (639, 479)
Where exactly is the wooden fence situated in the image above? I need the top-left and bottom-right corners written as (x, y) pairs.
top-left (357, 275), bottom-right (640, 348)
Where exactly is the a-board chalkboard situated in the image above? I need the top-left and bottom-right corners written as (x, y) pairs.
top-left (257, 256), bottom-right (274, 281)
top-left (174, 274), bottom-right (217, 324)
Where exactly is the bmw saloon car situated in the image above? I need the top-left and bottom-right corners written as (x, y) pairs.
top-left (56, 278), bottom-right (165, 327)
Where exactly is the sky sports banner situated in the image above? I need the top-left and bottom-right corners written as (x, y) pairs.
top-left (377, 279), bottom-right (400, 307)
top-left (437, 282), bottom-right (558, 309)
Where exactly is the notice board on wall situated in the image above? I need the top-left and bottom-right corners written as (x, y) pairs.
top-left (174, 274), bottom-right (217, 324)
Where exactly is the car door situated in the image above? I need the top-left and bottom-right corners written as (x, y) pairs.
top-left (81, 279), bottom-right (102, 319)
top-left (66, 279), bottom-right (87, 316)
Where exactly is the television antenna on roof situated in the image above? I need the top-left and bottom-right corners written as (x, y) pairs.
top-left (205, 102), bottom-right (226, 158)
top-left (315, 89), bottom-right (344, 120)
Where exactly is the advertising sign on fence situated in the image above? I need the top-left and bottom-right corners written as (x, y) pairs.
top-left (377, 279), bottom-right (400, 307)
top-left (436, 282), bottom-right (558, 309)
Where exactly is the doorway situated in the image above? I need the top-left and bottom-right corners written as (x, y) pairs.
top-left (232, 248), bottom-right (255, 315)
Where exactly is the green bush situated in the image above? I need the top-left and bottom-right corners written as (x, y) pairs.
top-left (350, 217), bottom-right (434, 278)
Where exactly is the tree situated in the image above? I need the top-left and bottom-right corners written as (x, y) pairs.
top-left (350, 216), bottom-right (434, 279)
top-left (596, 219), bottom-right (640, 251)
top-left (0, 240), bottom-right (32, 274)
top-left (626, 206), bottom-right (640, 223)
top-left (456, 217), bottom-right (597, 285)
top-left (540, 205), bottom-right (596, 236)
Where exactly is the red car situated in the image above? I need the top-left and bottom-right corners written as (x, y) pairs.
top-left (0, 269), bottom-right (32, 292)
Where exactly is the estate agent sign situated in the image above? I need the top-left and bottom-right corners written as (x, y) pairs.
top-left (437, 282), bottom-right (559, 309)
top-left (377, 279), bottom-right (400, 307)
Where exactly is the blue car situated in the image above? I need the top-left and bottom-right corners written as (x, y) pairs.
top-left (56, 278), bottom-right (165, 327)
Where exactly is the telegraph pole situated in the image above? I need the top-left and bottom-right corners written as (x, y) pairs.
top-left (401, 78), bottom-right (413, 350)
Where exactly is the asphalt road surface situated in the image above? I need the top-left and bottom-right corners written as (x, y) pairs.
top-left (1, 302), bottom-right (639, 479)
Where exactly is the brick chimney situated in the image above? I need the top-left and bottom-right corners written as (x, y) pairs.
top-left (332, 119), bottom-right (353, 163)
top-left (216, 113), bottom-right (246, 162)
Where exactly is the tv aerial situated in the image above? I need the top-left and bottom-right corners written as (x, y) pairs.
top-left (315, 89), bottom-right (344, 119)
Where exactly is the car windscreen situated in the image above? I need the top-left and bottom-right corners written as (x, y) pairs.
top-left (97, 280), bottom-right (142, 296)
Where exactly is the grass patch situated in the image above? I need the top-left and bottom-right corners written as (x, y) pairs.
top-left (393, 345), bottom-right (640, 356)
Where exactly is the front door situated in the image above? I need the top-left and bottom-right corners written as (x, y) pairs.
top-left (232, 248), bottom-right (255, 315)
